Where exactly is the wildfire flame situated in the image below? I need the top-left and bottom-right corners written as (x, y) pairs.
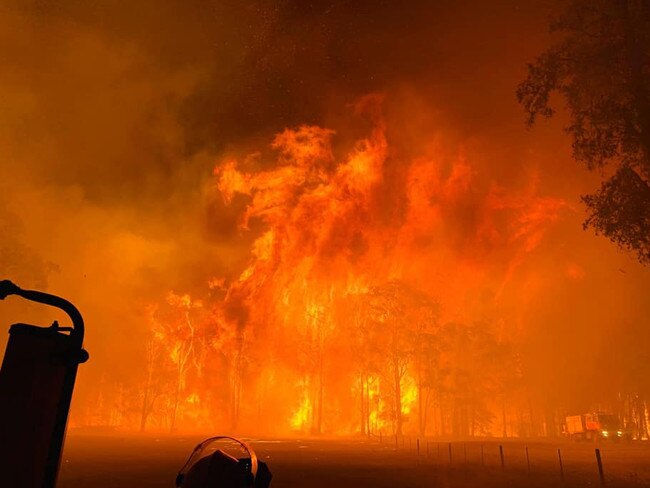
top-left (120, 96), bottom-right (565, 436)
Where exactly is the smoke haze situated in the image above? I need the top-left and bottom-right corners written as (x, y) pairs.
top-left (1, 0), bottom-right (649, 435)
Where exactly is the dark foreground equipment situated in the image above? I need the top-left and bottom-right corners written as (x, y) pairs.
top-left (176, 436), bottom-right (272, 488)
top-left (0, 280), bottom-right (89, 488)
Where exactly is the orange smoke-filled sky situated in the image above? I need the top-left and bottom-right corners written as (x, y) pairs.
top-left (1, 0), bottom-right (649, 429)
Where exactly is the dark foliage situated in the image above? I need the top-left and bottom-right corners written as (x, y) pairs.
top-left (517, 0), bottom-right (650, 263)
top-left (583, 166), bottom-right (650, 263)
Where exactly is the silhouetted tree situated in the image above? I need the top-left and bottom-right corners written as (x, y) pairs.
top-left (139, 322), bottom-right (164, 432)
top-left (304, 302), bottom-right (331, 435)
top-left (440, 320), bottom-right (515, 437)
top-left (367, 282), bottom-right (412, 436)
top-left (344, 292), bottom-right (380, 436)
top-left (407, 291), bottom-right (440, 437)
top-left (518, 0), bottom-right (650, 263)
top-left (154, 292), bottom-right (203, 432)
top-left (367, 281), bottom-right (438, 436)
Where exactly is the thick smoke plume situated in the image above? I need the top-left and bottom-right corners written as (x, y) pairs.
top-left (0, 1), bottom-right (649, 436)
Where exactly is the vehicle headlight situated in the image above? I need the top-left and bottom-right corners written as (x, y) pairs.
top-left (617, 431), bottom-right (623, 436)
top-left (601, 430), bottom-right (609, 437)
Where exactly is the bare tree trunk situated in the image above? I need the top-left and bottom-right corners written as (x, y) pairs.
top-left (418, 382), bottom-right (424, 437)
top-left (140, 337), bottom-right (160, 432)
top-left (359, 374), bottom-right (366, 435)
top-left (140, 385), bottom-right (151, 432)
top-left (637, 395), bottom-right (648, 440)
top-left (470, 403), bottom-right (475, 437)
top-left (140, 366), bottom-right (154, 432)
top-left (170, 312), bottom-right (195, 433)
top-left (393, 355), bottom-right (403, 436)
top-left (501, 395), bottom-right (507, 438)
top-left (170, 360), bottom-right (183, 432)
top-left (438, 388), bottom-right (445, 436)
top-left (641, 399), bottom-right (650, 439)
top-left (528, 395), bottom-right (536, 437)
top-left (431, 399), bottom-right (437, 437)
top-left (365, 377), bottom-right (371, 436)
top-left (417, 383), bottom-right (431, 437)
top-left (366, 377), bottom-right (375, 436)
top-left (230, 342), bottom-right (245, 431)
top-left (317, 353), bottom-right (323, 435)
top-left (230, 361), bottom-right (241, 430)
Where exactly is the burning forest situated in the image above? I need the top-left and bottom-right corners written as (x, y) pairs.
top-left (2, 0), bottom-right (650, 474)
top-left (128, 95), bottom-right (570, 437)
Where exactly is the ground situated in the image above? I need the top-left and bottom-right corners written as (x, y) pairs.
top-left (58, 435), bottom-right (650, 487)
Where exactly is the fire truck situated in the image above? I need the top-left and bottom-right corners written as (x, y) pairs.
top-left (564, 412), bottom-right (624, 441)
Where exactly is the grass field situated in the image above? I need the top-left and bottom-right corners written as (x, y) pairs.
top-left (57, 435), bottom-right (650, 487)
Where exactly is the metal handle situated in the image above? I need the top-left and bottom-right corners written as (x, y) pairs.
top-left (0, 280), bottom-right (85, 346)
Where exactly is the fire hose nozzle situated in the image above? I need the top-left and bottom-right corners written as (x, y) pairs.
top-left (0, 280), bottom-right (21, 300)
